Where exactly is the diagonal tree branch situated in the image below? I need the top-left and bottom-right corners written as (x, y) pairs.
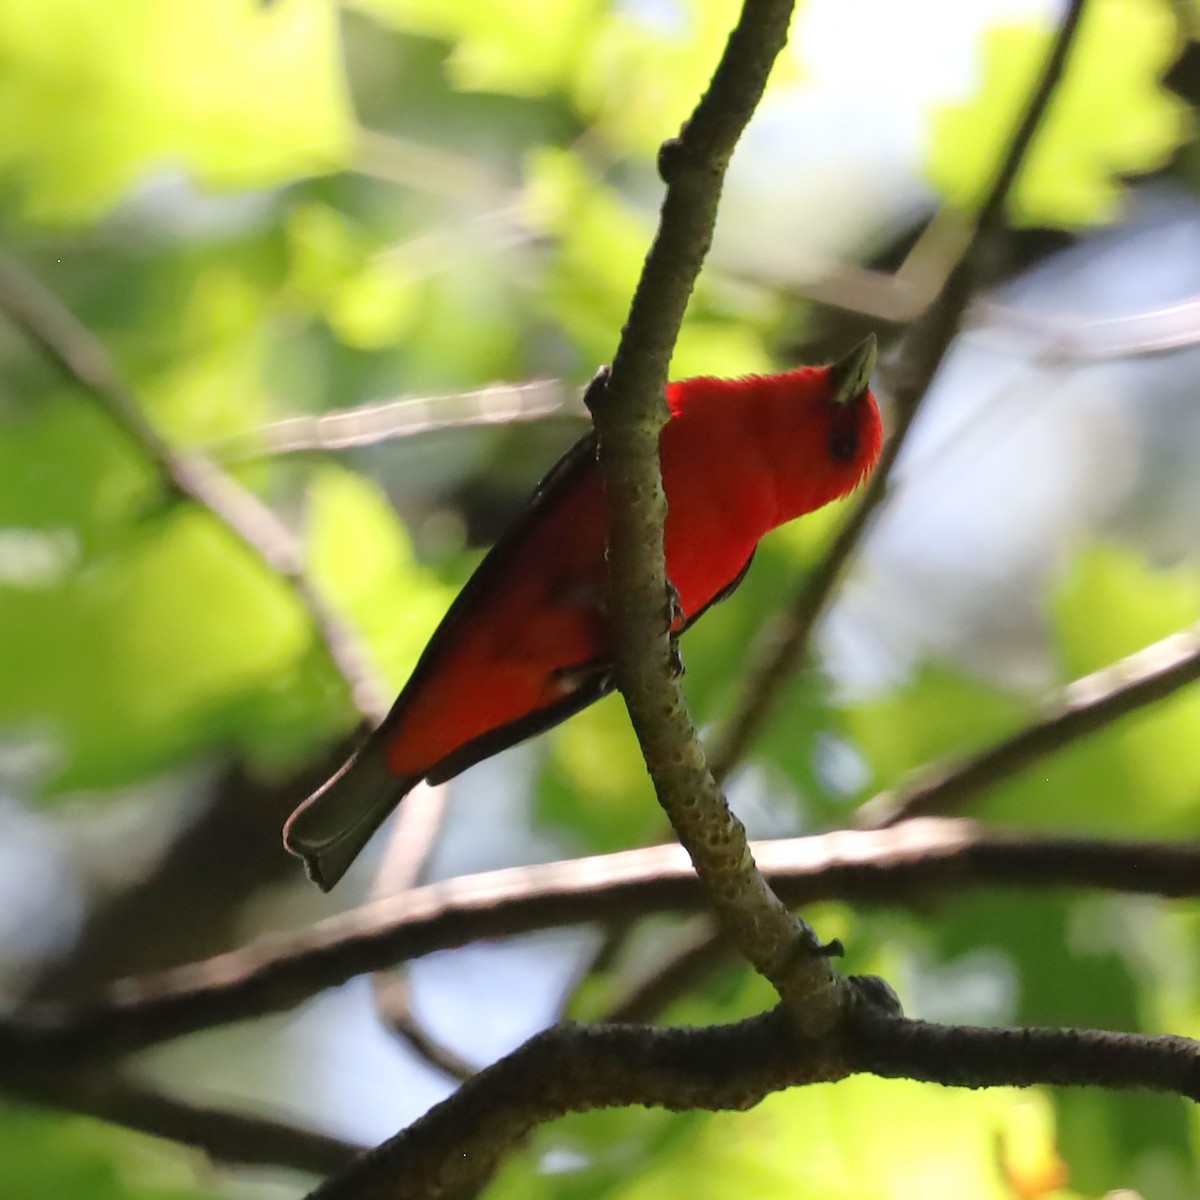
top-left (859, 619), bottom-right (1200, 827)
top-left (0, 254), bottom-right (388, 723)
top-left (599, 920), bottom-right (728, 1024)
top-left (7, 819), bottom-right (1200, 1063)
top-left (706, 0), bottom-right (1089, 782)
top-left (576, 0), bottom-right (1090, 1020)
top-left (369, 784), bottom-right (477, 1084)
top-left (587, 0), bottom-right (848, 1033)
top-left (5, 1066), bottom-right (362, 1175)
top-left (628, 608), bottom-right (1200, 1013)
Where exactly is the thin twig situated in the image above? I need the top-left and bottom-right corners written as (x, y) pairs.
top-left (215, 379), bottom-right (575, 462)
top-left (728, 204), bottom-right (974, 324)
top-left (371, 783), bottom-right (451, 899)
top-left (600, 920), bottom-right (728, 1024)
top-left (370, 973), bottom-right (476, 1084)
top-left (5, 1067), bottom-right (361, 1175)
top-left (8, 819), bottom-right (1200, 1062)
top-left (706, 0), bottom-right (1089, 781)
top-left (300, 1005), bottom-right (1200, 1200)
top-left (370, 784), bottom-right (477, 1083)
top-left (0, 254), bottom-right (388, 723)
top-left (860, 621), bottom-right (1200, 827)
top-left (554, 911), bottom-right (640, 1021)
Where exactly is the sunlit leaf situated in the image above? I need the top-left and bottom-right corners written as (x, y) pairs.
top-left (1026, 544), bottom-right (1200, 832)
top-left (926, 0), bottom-right (1189, 227)
top-left (574, 0), bottom-right (806, 157)
top-left (539, 692), bottom-right (652, 853)
top-left (0, 0), bottom-right (354, 223)
top-left (0, 1103), bottom-right (209, 1200)
top-left (846, 664), bottom-right (1030, 789)
top-left (523, 146), bottom-right (655, 362)
top-left (1053, 543), bottom-right (1200, 673)
top-left (348, 0), bottom-right (607, 97)
top-left (0, 505), bottom-right (314, 791)
top-left (284, 201), bottom-right (421, 349)
top-left (607, 1080), bottom-right (1072, 1200)
top-left (141, 267), bottom-right (272, 446)
top-left (931, 892), bottom-right (1192, 1194)
top-left (305, 464), bottom-right (456, 693)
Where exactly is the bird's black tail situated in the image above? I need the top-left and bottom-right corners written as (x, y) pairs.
top-left (283, 740), bottom-right (417, 892)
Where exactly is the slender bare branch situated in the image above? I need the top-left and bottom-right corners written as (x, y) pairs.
top-left (370, 973), bottom-right (476, 1085)
top-left (860, 621), bottom-right (1200, 827)
top-left (706, 0), bottom-right (1089, 781)
top-left (370, 784), bottom-right (477, 1083)
top-left (600, 920), bottom-right (727, 1024)
top-left (5, 1067), bottom-right (361, 1175)
top-left (7, 819), bottom-right (1200, 1061)
top-left (555, 913), bottom-right (640, 1021)
top-left (215, 379), bottom-right (575, 462)
top-left (0, 254), bottom-right (388, 722)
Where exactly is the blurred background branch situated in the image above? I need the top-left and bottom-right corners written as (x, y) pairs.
top-left (0, 254), bottom-right (389, 724)
top-left (705, 0), bottom-right (1088, 783)
top-left (368, 783), bottom-right (478, 1084)
top-left (10, 818), bottom-right (1200, 1068)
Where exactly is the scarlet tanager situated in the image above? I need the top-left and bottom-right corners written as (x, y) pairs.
top-left (285, 337), bottom-right (883, 890)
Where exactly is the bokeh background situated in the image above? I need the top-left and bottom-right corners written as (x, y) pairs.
top-left (2, 0), bottom-right (1200, 1197)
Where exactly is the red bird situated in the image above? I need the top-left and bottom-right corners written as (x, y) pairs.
top-left (285, 338), bottom-right (883, 889)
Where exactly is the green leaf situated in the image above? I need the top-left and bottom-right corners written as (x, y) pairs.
top-left (305, 464), bottom-right (457, 694)
top-left (844, 545), bottom-right (1200, 836)
top-left (607, 1080), bottom-right (1071, 1200)
top-left (282, 201), bottom-right (420, 351)
top-left (0, 0), bottom-right (354, 224)
top-left (947, 544), bottom-right (1200, 834)
top-left (538, 692), bottom-right (655, 853)
top-left (926, 0), bottom-right (1190, 227)
top-left (1053, 543), bottom-right (1200, 674)
top-left (0, 506), bottom-right (313, 791)
top-left (1012, 543), bottom-right (1200, 834)
top-left (0, 1101), bottom-right (212, 1200)
top-left (931, 891), bottom-right (1193, 1192)
top-left (141, 267), bottom-right (274, 447)
top-left (348, 0), bottom-right (608, 97)
top-left (523, 146), bottom-right (655, 363)
top-left (573, 0), bottom-right (805, 158)
top-left (846, 664), bottom-right (1031, 790)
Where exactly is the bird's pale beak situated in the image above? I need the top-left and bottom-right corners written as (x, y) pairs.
top-left (829, 334), bottom-right (877, 407)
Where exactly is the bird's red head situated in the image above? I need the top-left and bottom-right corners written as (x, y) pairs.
top-left (665, 336), bottom-right (883, 529)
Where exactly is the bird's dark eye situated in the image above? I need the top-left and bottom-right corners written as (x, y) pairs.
top-left (828, 422), bottom-right (859, 464)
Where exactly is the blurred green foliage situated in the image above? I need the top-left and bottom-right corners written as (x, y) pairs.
top-left (927, 0), bottom-right (1190, 225)
top-left (0, 1102), bottom-right (210, 1200)
top-left (0, 0), bottom-right (353, 223)
top-left (0, 1), bottom-right (1199, 1199)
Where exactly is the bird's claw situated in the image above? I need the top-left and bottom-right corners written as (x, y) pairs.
top-left (664, 579), bottom-right (684, 630)
top-left (668, 638), bottom-right (685, 679)
top-left (664, 579), bottom-right (685, 678)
